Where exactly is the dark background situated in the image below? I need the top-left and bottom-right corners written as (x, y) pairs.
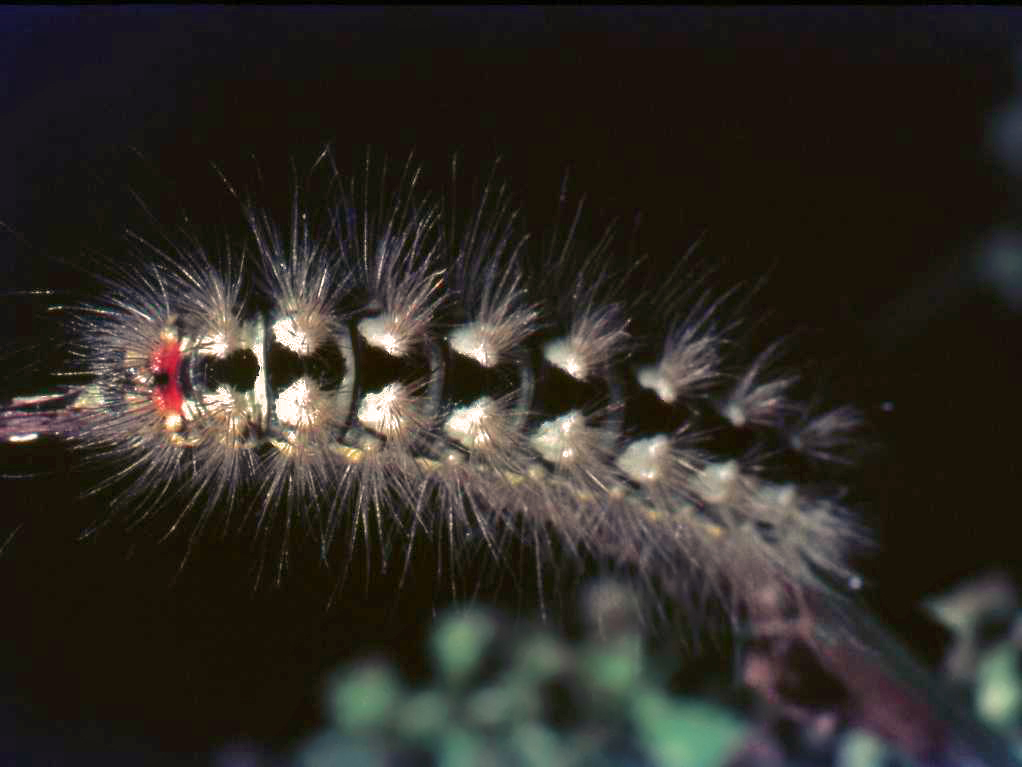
top-left (2, 7), bottom-right (1022, 764)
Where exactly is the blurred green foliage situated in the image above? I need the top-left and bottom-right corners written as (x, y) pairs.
top-left (294, 572), bottom-right (1022, 767)
top-left (297, 606), bottom-right (746, 767)
top-left (927, 572), bottom-right (1022, 761)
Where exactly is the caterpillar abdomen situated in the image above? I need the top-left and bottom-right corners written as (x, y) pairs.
top-left (59, 151), bottom-right (863, 621)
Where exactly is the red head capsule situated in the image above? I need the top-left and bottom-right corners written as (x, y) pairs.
top-left (150, 339), bottom-right (184, 418)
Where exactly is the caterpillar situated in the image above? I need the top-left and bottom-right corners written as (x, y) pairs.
top-left (2, 149), bottom-right (866, 623)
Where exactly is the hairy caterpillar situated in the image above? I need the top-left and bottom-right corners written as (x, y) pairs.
top-left (2, 149), bottom-right (1016, 767)
top-left (3, 149), bottom-right (865, 619)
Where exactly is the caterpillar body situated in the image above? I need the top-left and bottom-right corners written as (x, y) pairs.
top-left (19, 150), bottom-right (866, 630)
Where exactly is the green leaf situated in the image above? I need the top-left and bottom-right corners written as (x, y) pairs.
top-left (431, 609), bottom-right (498, 685)
top-left (328, 663), bottom-right (402, 733)
top-left (632, 691), bottom-right (747, 767)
